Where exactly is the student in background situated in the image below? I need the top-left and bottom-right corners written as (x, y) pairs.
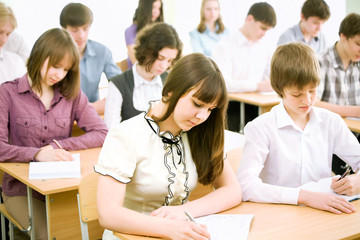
top-left (277, 0), bottom-right (330, 54)
top-left (189, 0), bottom-right (229, 57)
top-left (0, 2), bottom-right (26, 84)
top-left (316, 13), bottom-right (360, 175)
top-left (60, 2), bottom-right (121, 115)
top-left (105, 22), bottom-right (182, 129)
top-left (0, 28), bottom-right (108, 239)
top-left (125, 0), bottom-right (164, 69)
top-left (211, 2), bottom-right (277, 132)
top-left (96, 53), bottom-right (242, 240)
top-left (237, 42), bottom-right (360, 214)
top-left (4, 31), bottom-right (30, 63)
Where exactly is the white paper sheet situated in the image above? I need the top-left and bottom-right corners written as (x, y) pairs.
top-left (29, 153), bottom-right (81, 179)
top-left (195, 214), bottom-right (254, 240)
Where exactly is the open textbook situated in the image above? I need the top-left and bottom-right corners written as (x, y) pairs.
top-left (195, 214), bottom-right (254, 240)
top-left (300, 177), bottom-right (360, 202)
top-left (29, 153), bottom-right (81, 179)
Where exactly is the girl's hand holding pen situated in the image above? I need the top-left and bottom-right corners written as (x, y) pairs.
top-left (34, 145), bottom-right (73, 162)
top-left (331, 174), bottom-right (360, 196)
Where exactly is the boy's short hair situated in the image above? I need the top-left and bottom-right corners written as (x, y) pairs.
top-left (339, 13), bottom-right (360, 39)
top-left (0, 2), bottom-right (17, 30)
top-left (301, 0), bottom-right (330, 20)
top-left (60, 3), bottom-right (93, 28)
top-left (247, 2), bottom-right (277, 27)
top-left (270, 42), bottom-right (320, 98)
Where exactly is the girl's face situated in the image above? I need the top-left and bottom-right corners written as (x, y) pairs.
top-left (170, 88), bottom-right (217, 133)
top-left (152, 0), bottom-right (162, 22)
top-left (203, 0), bottom-right (220, 24)
top-left (149, 47), bottom-right (178, 75)
top-left (40, 56), bottom-right (72, 87)
top-left (282, 83), bottom-right (317, 121)
top-left (0, 21), bottom-right (13, 49)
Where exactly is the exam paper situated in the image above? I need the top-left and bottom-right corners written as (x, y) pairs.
top-left (195, 214), bottom-right (254, 240)
top-left (29, 153), bottom-right (81, 179)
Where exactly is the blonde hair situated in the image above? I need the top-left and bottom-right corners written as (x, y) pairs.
top-left (271, 42), bottom-right (320, 98)
top-left (0, 2), bottom-right (17, 30)
top-left (197, 0), bottom-right (225, 34)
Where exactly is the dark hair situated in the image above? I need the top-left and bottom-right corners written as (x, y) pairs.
top-left (155, 53), bottom-right (228, 185)
top-left (27, 28), bottom-right (80, 99)
top-left (301, 0), bottom-right (330, 20)
top-left (339, 13), bottom-right (360, 39)
top-left (247, 2), bottom-right (277, 27)
top-left (60, 2), bottom-right (93, 27)
top-left (133, 0), bottom-right (164, 33)
top-left (270, 42), bottom-right (320, 98)
top-left (197, 0), bottom-right (225, 34)
top-left (134, 22), bottom-right (182, 72)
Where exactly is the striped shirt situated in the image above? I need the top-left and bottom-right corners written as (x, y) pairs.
top-left (318, 44), bottom-right (360, 105)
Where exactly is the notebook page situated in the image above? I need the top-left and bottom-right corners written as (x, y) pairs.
top-left (300, 177), bottom-right (360, 202)
top-left (196, 214), bottom-right (254, 240)
top-left (29, 153), bottom-right (81, 179)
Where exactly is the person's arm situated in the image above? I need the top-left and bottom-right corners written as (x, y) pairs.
top-left (103, 47), bottom-right (122, 80)
top-left (104, 81), bottom-right (123, 129)
top-left (314, 98), bottom-right (360, 118)
top-left (97, 176), bottom-right (210, 239)
top-left (127, 44), bottom-right (137, 65)
top-left (150, 159), bottom-right (242, 220)
top-left (89, 98), bottom-right (106, 115)
top-left (51, 91), bottom-right (108, 151)
top-left (189, 30), bottom-right (205, 54)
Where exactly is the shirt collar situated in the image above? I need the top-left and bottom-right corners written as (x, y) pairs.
top-left (275, 101), bottom-right (322, 130)
top-left (133, 62), bottom-right (163, 88)
top-left (294, 23), bottom-right (306, 41)
top-left (83, 39), bottom-right (96, 58)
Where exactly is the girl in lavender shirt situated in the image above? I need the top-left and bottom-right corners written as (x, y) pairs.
top-left (125, 0), bottom-right (164, 69)
top-left (0, 28), bottom-right (108, 239)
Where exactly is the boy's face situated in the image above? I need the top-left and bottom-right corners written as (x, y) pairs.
top-left (0, 21), bottom-right (14, 50)
top-left (341, 34), bottom-right (360, 63)
top-left (282, 83), bottom-right (317, 120)
top-left (301, 15), bottom-right (326, 38)
top-left (65, 24), bottom-right (90, 54)
top-left (246, 15), bottom-right (272, 42)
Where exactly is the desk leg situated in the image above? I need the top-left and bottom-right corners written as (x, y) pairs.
top-left (240, 102), bottom-right (245, 134)
top-left (27, 186), bottom-right (35, 240)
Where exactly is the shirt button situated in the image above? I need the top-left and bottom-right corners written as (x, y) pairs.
top-left (42, 140), bottom-right (45, 143)
top-left (44, 126), bottom-right (47, 130)
top-left (44, 112), bottom-right (47, 115)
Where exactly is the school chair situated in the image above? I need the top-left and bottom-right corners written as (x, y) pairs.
top-left (77, 171), bottom-right (103, 240)
top-left (0, 171), bottom-right (28, 240)
top-left (116, 59), bottom-right (128, 72)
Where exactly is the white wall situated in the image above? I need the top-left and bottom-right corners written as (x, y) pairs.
top-left (4, 0), bottom-right (346, 61)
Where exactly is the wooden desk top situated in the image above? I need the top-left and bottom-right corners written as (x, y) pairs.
top-left (228, 92), bottom-right (281, 107)
top-left (115, 200), bottom-right (360, 240)
top-left (343, 118), bottom-right (360, 133)
top-left (0, 147), bottom-right (100, 195)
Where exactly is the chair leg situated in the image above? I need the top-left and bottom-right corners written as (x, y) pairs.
top-left (1, 213), bottom-right (6, 240)
top-left (9, 222), bottom-right (14, 240)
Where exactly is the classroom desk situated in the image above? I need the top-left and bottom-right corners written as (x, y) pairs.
top-left (0, 147), bottom-right (103, 240)
top-left (228, 92), bottom-right (280, 132)
top-left (114, 200), bottom-right (360, 240)
top-left (343, 117), bottom-right (360, 133)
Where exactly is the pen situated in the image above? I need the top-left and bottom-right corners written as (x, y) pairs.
top-left (184, 211), bottom-right (198, 224)
top-left (337, 166), bottom-right (351, 181)
top-left (349, 197), bottom-right (360, 203)
top-left (53, 139), bottom-right (63, 149)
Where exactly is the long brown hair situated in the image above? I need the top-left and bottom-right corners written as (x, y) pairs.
top-left (27, 28), bottom-right (80, 99)
top-left (197, 0), bottom-right (225, 34)
top-left (133, 0), bottom-right (164, 33)
top-left (155, 53), bottom-right (228, 185)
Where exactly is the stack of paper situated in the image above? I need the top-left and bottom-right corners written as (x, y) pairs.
top-left (195, 214), bottom-right (254, 240)
top-left (29, 153), bottom-right (81, 179)
top-left (300, 177), bottom-right (360, 202)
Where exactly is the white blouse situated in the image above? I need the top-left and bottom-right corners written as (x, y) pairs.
top-left (95, 103), bottom-right (198, 214)
top-left (237, 102), bottom-right (360, 205)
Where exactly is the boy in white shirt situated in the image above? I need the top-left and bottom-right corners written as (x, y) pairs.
top-left (237, 42), bottom-right (360, 214)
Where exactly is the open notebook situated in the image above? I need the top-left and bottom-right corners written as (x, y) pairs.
top-left (195, 214), bottom-right (254, 240)
top-left (29, 153), bottom-right (81, 179)
top-left (300, 177), bottom-right (360, 202)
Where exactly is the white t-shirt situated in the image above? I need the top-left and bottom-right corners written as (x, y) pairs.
top-left (0, 49), bottom-right (26, 84)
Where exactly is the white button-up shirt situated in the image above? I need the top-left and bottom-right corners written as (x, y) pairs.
top-left (237, 102), bottom-right (360, 205)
